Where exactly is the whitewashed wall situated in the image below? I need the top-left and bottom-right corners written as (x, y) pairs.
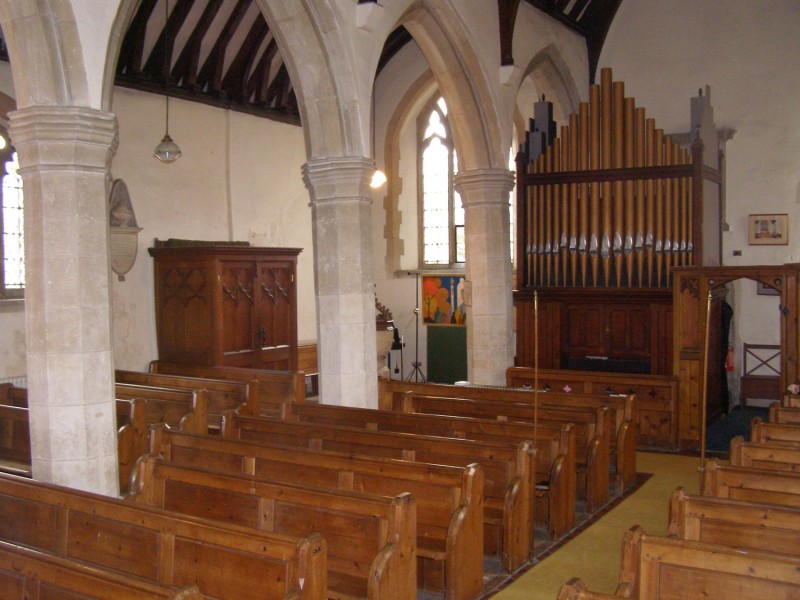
top-left (109, 87), bottom-right (314, 371)
top-left (0, 81), bottom-right (313, 378)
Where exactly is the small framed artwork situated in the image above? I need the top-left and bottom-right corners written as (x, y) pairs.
top-left (756, 281), bottom-right (781, 296)
top-left (421, 274), bottom-right (467, 326)
top-left (748, 214), bottom-right (788, 245)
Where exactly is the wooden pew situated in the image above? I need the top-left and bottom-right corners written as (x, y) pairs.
top-left (750, 418), bottom-right (800, 447)
top-left (769, 403), bottom-right (800, 425)
top-left (0, 540), bottom-right (203, 599)
top-left (379, 378), bottom-right (637, 490)
top-left (556, 525), bottom-right (800, 599)
top-left (0, 404), bottom-right (30, 476)
top-left (668, 487), bottom-right (800, 555)
top-left (150, 425), bottom-right (484, 599)
top-left (115, 385), bottom-right (209, 434)
top-left (129, 454), bottom-right (416, 600)
top-left (221, 410), bottom-right (535, 569)
top-left (150, 359), bottom-right (307, 411)
top-left (279, 402), bottom-right (577, 540)
top-left (783, 393), bottom-right (800, 408)
top-left (115, 369), bottom-right (255, 429)
top-left (394, 392), bottom-right (611, 513)
top-left (702, 459), bottom-right (800, 508)
top-left (0, 382), bottom-right (26, 407)
top-left (506, 365), bottom-right (676, 449)
top-left (0, 471), bottom-right (327, 600)
top-left (729, 435), bottom-right (800, 473)
top-left (115, 390), bottom-right (211, 492)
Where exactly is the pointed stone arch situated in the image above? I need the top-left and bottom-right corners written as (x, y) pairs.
top-left (523, 44), bottom-right (583, 122)
top-left (0, 1), bottom-right (89, 108)
top-left (401, 3), bottom-right (506, 172)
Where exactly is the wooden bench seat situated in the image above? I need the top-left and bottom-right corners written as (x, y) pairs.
top-left (129, 454), bottom-right (416, 600)
top-left (506, 366), bottom-right (677, 449)
top-left (116, 391), bottom-right (210, 492)
top-left (394, 392), bottom-right (611, 513)
top-left (750, 418), bottom-right (800, 447)
top-left (150, 360), bottom-right (306, 411)
top-left (150, 426), bottom-right (483, 599)
top-left (280, 402), bottom-right (577, 541)
top-left (0, 471), bottom-right (327, 600)
top-left (729, 435), bottom-right (800, 473)
top-left (0, 404), bottom-right (30, 477)
top-left (556, 525), bottom-right (800, 599)
top-left (702, 459), bottom-right (800, 508)
top-left (115, 384), bottom-right (209, 434)
top-left (769, 403), bottom-right (800, 425)
top-left (0, 539), bottom-right (203, 599)
top-left (668, 487), bottom-right (800, 555)
top-left (379, 378), bottom-right (637, 490)
top-left (116, 369), bottom-right (255, 430)
top-left (0, 383), bottom-right (26, 407)
top-left (221, 410), bottom-right (535, 570)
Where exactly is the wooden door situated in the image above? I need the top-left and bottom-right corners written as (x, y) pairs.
top-left (254, 260), bottom-right (296, 370)
top-left (219, 261), bottom-right (257, 366)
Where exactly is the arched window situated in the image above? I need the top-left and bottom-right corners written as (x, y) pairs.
top-left (0, 129), bottom-right (24, 298)
top-left (417, 96), bottom-right (516, 268)
top-left (418, 97), bottom-right (463, 267)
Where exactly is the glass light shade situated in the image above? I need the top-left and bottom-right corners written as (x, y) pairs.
top-left (370, 169), bottom-right (387, 188)
top-left (154, 134), bottom-right (182, 163)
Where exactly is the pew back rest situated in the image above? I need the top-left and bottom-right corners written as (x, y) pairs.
top-left (750, 418), bottom-right (800, 446)
top-left (115, 386), bottom-right (208, 434)
top-left (222, 411), bottom-right (531, 520)
top-left (283, 401), bottom-right (568, 483)
top-left (702, 460), bottom-right (800, 508)
top-left (620, 525), bottom-right (800, 598)
top-left (0, 471), bottom-right (326, 600)
top-left (729, 435), bottom-right (800, 473)
top-left (668, 487), bottom-right (800, 555)
top-left (116, 370), bottom-right (253, 420)
top-left (769, 403), bottom-right (800, 425)
top-left (151, 360), bottom-right (306, 406)
top-left (0, 540), bottom-right (204, 600)
top-left (153, 426), bottom-right (480, 536)
top-left (0, 383), bottom-right (27, 407)
top-left (130, 455), bottom-right (416, 600)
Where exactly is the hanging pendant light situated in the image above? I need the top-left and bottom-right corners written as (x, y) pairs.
top-left (154, 0), bottom-right (182, 163)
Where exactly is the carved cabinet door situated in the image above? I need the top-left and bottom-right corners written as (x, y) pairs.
top-left (253, 259), bottom-right (296, 370)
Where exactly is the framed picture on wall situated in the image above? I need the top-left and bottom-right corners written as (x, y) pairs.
top-left (748, 214), bottom-right (788, 245)
top-left (421, 274), bottom-right (466, 326)
top-left (756, 281), bottom-right (781, 296)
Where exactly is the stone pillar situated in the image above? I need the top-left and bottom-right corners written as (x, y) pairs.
top-left (303, 157), bottom-right (378, 408)
top-left (10, 106), bottom-right (119, 495)
top-left (455, 168), bottom-right (516, 385)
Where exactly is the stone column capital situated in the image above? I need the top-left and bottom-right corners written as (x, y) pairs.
top-left (454, 168), bottom-right (515, 208)
top-left (9, 105), bottom-right (118, 173)
top-left (303, 156), bottom-right (375, 204)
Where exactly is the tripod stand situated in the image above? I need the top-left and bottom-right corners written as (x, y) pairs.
top-left (404, 273), bottom-right (426, 382)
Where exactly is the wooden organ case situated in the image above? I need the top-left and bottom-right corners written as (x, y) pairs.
top-left (514, 70), bottom-right (724, 447)
top-left (149, 241), bottom-right (301, 370)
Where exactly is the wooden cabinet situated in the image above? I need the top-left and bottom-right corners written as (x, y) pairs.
top-left (149, 242), bottom-right (301, 370)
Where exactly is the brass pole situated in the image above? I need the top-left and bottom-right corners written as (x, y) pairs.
top-left (700, 290), bottom-right (712, 477)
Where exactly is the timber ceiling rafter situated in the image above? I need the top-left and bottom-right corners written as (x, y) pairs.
top-left (0, 1), bottom-right (622, 126)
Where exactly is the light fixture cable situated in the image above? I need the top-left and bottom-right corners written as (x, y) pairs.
top-left (154, 0), bottom-right (182, 163)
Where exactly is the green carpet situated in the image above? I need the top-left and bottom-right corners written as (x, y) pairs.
top-left (489, 451), bottom-right (703, 600)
